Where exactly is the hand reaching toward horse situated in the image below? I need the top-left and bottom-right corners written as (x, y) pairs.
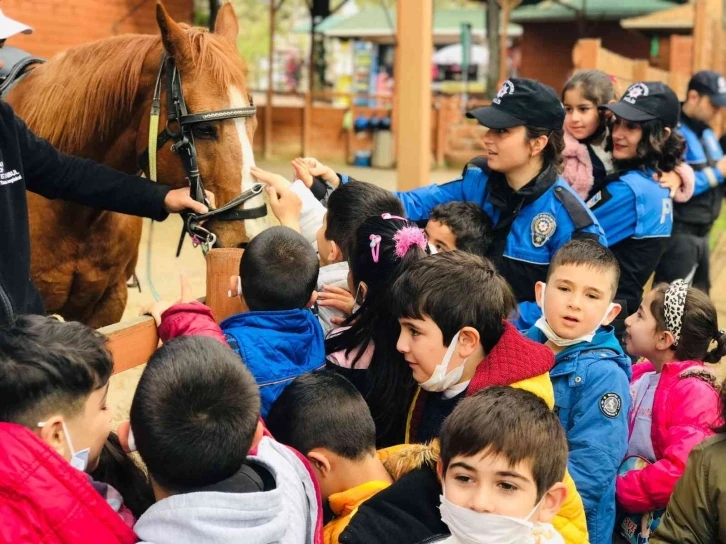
top-left (163, 188), bottom-right (216, 214)
top-left (298, 157), bottom-right (340, 189)
top-left (292, 158), bottom-right (314, 188)
top-left (318, 285), bottom-right (355, 326)
top-left (250, 166), bottom-right (302, 232)
top-left (141, 273), bottom-right (196, 326)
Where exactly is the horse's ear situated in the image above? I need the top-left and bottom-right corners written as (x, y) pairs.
top-left (156, 1), bottom-right (191, 62)
top-left (214, 2), bottom-right (239, 48)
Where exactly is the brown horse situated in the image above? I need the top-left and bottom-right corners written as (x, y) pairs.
top-left (5, 2), bottom-right (268, 328)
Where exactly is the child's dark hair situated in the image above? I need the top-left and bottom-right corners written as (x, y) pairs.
top-left (527, 127), bottom-right (565, 174)
top-left (325, 215), bottom-right (426, 446)
top-left (548, 239), bottom-right (620, 300)
top-left (390, 251), bottom-right (517, 353)
top-left (429, 202), bottom-right (494, 258)
top-left (606, 118), bottom-right (686, 175)
top-left (325, 180), bottom-right (405, 259)
top-left (241, 225), bottom-right (319, 311)
top-left (0, 315), bottom-right (113, 427)
top-left (267, 371), bottom-right (376, 460)
top-left (649, 283), bottom-right (726, 363)
top-left (130, 336), bottom-right (261, 493)
top-left (440, 386), bottom-right (567, 501)
top-left (90, 432), bottom-right (155, 518)
top-left (562, 70), bottom-right (617, 141)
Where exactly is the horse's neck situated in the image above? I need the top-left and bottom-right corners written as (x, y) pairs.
top-left (7, 37), bottom-right (159, 175)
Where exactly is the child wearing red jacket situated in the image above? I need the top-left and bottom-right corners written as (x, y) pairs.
top-left (0, 316), bottom-right (136, 544)
top-left (618, 279), bottom-right (725, 513)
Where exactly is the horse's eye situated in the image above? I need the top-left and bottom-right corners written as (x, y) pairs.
top-left (192, 123), bottom-right (217, 139)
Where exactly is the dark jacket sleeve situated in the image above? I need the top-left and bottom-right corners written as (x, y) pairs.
top-left (651, 438), bottom-right (722, 544)
top-left (10, 103), bottom-right (171, 221)
top-left (339, 467), bottom-right (448, 544)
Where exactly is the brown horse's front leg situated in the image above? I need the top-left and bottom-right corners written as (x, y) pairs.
top-left (84, 278), bottom-right (129, 329)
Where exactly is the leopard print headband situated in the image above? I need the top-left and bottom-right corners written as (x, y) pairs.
top-left (664, 279), bottom-right (689, 347)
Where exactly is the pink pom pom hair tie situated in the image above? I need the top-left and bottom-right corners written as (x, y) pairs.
top-left (393, 227), bottom-right (427, 259)
top-left (369, 234), bottom-right (382, 263)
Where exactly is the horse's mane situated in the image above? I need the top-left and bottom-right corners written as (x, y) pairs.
top-left (17, 26), bottom-right (248, 155)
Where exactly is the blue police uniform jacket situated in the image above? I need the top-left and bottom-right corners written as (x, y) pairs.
top-left (587, 169), bottom-right (672, 318)
top-left (680, 121), bottom-right (724, 197)
top-left (527, 325), bottom-right (632, 544)
top-left (393, 163), bottom-right (606, 328)
top-left (676, 118), bottom-right (725, 226)
top-left (221, 308), bottom-right (325, 417)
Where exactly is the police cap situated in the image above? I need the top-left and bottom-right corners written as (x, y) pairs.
top-left (605, 82), bottom-right (680, 128)
top-left (465, 78), bottom-right (565, 131)
top-left (688, 70), bottom-right (726, 108)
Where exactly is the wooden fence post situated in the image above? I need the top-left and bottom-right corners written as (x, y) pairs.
top-left (205, 248), bottom-right (245, 323)
top-left (571, 38), bottom-right (601, 70)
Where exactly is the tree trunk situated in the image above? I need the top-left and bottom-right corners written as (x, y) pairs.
top-left (486, 0), bottom-right (501, 99)
top-left (209, 0), bottom-right (221, 30)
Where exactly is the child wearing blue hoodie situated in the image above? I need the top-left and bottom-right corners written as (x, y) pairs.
top-left (526, 239), bottom-right (632, 544)
top-left (149, 226), bottom-right (325, 418)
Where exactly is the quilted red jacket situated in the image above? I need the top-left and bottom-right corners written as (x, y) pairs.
top-left (0, 422), bottom-right (138, 544)
top-left (407, 322), bottom-right (555, 442)
top-left (616, 360), bottom-right (722, 513)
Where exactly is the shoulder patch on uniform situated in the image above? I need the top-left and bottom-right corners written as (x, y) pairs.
top-left (600, 393), bottom-right (622, 418)
top-left (679, 367), bottom-right (717, 385)
top-left (553, 185), bottom-right (594, 230)
top-left (531, 213), bottom-right (557, 247)
top-left (586, 187), bottom-right (612, 212)
top-left (587, 191), bottom-right (602, 208)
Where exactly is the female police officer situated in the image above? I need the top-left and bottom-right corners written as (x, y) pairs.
top-left (394, 78), bottom-right (606, 328)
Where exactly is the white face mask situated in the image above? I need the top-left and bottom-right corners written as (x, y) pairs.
top-left (37, 420), bottom-right (90, 472)
top-left (439, 488), bottom-right (542, 544)
top-left (427, 242), bottom-right (439, 255)
top-left (419, 331), bottom-right (468, 392)
top-left (534, 283), bottom-right (616, 347)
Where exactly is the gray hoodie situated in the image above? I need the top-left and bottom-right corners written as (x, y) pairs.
top-left (135, 436), bottom-right (320, 544)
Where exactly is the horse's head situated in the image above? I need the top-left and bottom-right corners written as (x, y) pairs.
top-left (146, 3), bottom-right (268, 248)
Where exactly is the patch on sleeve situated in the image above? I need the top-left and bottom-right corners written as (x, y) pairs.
top-left (599, 393), bottom-right (622, 418)
top-left (531, 213), bottom-right (557, 247)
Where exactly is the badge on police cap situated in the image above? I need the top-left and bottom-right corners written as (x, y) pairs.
top-left (600, 393), bottom-right (622, 419)
top-left (493, 80), bottom-right (515, 105)
top-left (531, 213), bottom-right (556, 247)
top-left (623, 82), bottom-right (649, 104)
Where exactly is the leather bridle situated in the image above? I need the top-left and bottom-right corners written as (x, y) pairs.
top-left (139, 52), bottom-right (266, 252)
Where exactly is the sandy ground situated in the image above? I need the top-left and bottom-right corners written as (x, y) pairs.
top-left (107, 159), bottom-right (726, 425)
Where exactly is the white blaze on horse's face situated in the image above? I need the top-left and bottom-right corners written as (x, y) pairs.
top-left (229, 86), bottom-right (268, 239)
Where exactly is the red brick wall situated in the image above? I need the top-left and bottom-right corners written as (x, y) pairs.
top-left (2, 0), bottom-right (193, 59)
top-left (520, 22), bottom-right (651, 93)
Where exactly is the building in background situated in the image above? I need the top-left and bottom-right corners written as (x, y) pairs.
top-left (3, 0), bottom-right (193, 59)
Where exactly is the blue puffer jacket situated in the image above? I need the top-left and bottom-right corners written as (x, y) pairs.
top-left (222, 308), bottom-right (325, 417)
top-left (527, 325), bottom-right (632, 544)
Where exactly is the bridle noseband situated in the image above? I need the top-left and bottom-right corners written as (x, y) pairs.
top-left (139, 52), bottom-right (267, 253)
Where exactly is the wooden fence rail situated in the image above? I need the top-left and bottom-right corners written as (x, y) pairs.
top-left (101, 248), bottom-right (245, 375)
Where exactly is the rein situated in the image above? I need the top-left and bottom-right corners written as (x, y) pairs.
top-left (139, 52), bottom-right (266, 253)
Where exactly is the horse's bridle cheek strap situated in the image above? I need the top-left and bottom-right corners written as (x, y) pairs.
top-left (139, 52), bottom-right (267, 250)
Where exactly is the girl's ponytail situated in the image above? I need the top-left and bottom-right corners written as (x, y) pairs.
top-left (704, 329), bottom-right (726, 364)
